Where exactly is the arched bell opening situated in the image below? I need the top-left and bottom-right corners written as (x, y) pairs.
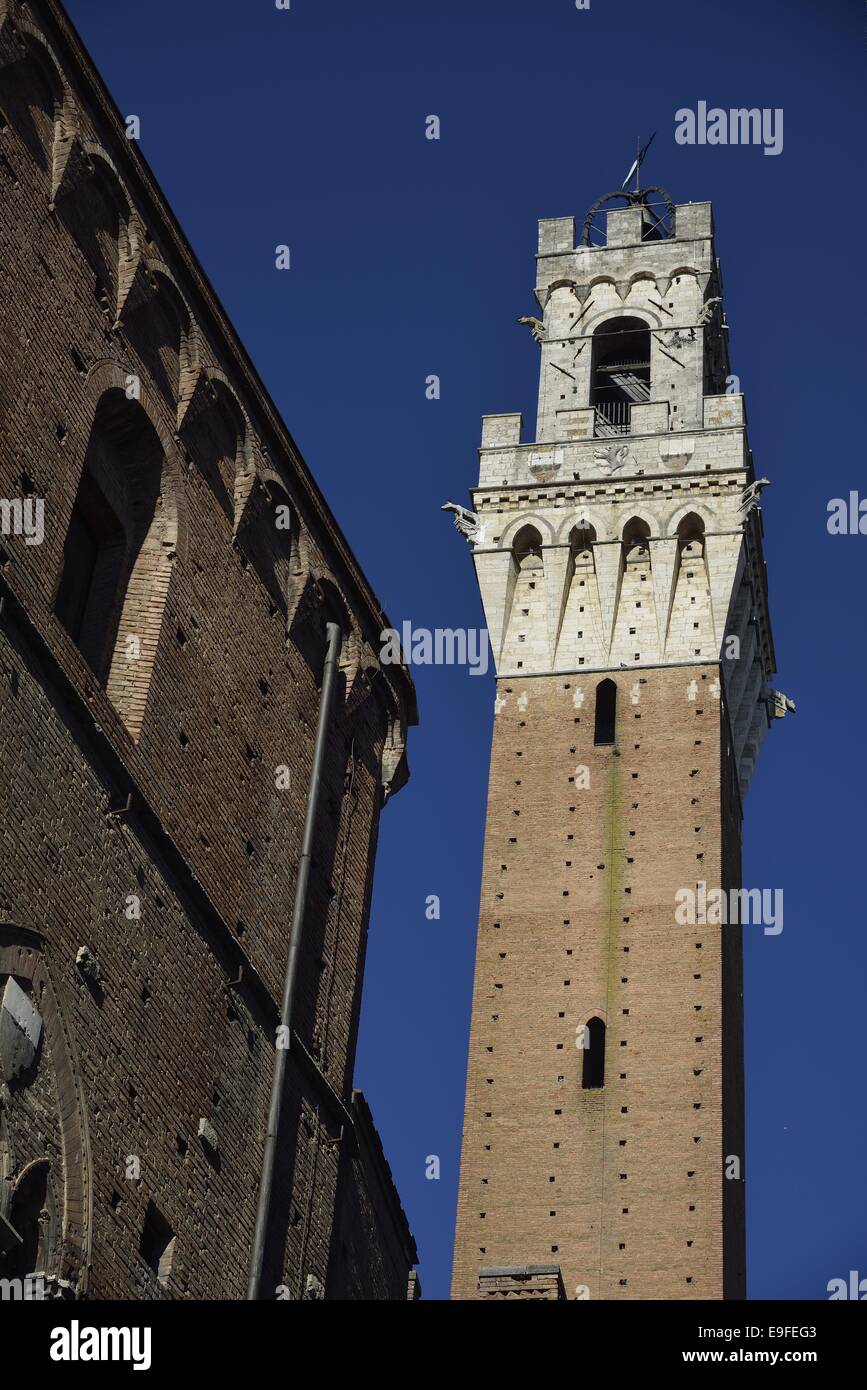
top-left (590, 316), bottom-right (651, 437)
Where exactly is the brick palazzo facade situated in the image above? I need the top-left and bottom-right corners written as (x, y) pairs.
top-left (451, 189), bottom-right (791, 1300)
top-left (0, 0), bottom-right (418, 1300)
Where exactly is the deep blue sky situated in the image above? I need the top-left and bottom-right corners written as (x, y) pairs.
top-left (64, 0), bottom-right (866, 1300)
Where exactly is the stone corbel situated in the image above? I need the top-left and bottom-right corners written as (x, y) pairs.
top-left (472, 547), bottom-right (518, 669)
top-left (380, 704), bottom-right (410, 803)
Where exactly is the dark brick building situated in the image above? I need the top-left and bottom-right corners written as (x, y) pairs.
top-left (0, 0), bottom-right (418, 1300)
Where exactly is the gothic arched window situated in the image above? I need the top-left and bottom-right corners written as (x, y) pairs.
top-left (582, 1017), bottom-right (606, 1090)
top-left (590, 316), bottom-right (651, 436)
top-left (54, 464), bottom-right (125, 654)
top-left (6, 1160), bottom-right (55, 1280)
top-left (594, 678), bottom-right (617, 746)
top-left (54, 389), bottom-right (177, 738)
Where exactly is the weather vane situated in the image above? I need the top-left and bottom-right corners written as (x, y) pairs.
top-left (621, 132), bottom-right (656, 193)
top-left (579, 135), bottom-right (673, 246)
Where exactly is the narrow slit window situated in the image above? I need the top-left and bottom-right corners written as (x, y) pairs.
top-left (594, 678), bottom-right (617, 746)
top-left (582, 1016), bottom-right (606, 1089)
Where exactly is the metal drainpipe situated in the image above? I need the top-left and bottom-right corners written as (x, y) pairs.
top-left (247, 620), bottom-right (342, 1301)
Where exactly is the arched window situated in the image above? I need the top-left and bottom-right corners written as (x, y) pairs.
top-left (590, 316), bottom-right (651, 437)
top-left (582, 1017), bottom-right (606, 1090)
top-left (622, 515), bottom-right (651, 557)
top-left (5, 1160), bottom-right (56, 1280)
top-left (54, 466), bottom-right (125, 655)
top-left (569, 524), bottom-right (596, 564)
top-left (54, 390), bottom-right (176, 738)
top-left (594, 678), bottom-right (617, 746)
top-left (512, 524), bottom-right (543, 568)
top-left (676, 511), bottom-right (705, 556)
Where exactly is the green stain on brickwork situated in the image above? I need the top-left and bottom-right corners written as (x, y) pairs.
top-left (603, 750), bottom-right (622, 1162)
top-left (603, 742), bottom-right (624, 1002)
top-left (599, 741), bottom-right (624, 1297)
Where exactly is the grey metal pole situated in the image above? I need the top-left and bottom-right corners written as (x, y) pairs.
top-left (247, 620), bottom-right (342, 1300)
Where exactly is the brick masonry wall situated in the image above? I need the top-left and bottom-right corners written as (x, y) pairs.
top-left (0, 0), bottom-right (416, 1299)
top-left (327, 1092), bottom-right (418, 1301)
top-left (452, 665), bottom-right (745, 1301)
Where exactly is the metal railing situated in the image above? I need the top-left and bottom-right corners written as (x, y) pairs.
top-left (593, 400), bottom-right (630, 436)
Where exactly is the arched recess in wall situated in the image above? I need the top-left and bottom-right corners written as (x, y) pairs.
top-left (316, 578), bottom-right (359, 695)
top-left (555, 524), bottom-right (604, 670)
top-left (500, 524), bottom-right (545, 672)
top-left (178, 368), bottom-right (249, 524)
top-left (0, 14), bottom-right (77, 200)
top-left (0, 922), bottom-right (93, 1296)
top-left (625, 270), bottom-right (657, 298)
top-left (536, 276), bottom-right (579, 315)
top-left (619, 272), bottom-right (661, 319)
top-left (610, 516), bottom-right (657, 665)
top-left (53, 384), bottom-right (180, 740)
top-left (285, 570), bottom-right (358, 694)
top-left (55, 141), bottom-right (142, 323)
top-left (585, 274), bottom-right (618, 299)
top-left (6, 1159), bottom-right (58, 1279)
top-left (590, 315), bottom-right (651, 436)
top-left (662, 266), bottom-right (702, 299)
top-left (0, 24), bottom-right (56, 168)
top-left (666, 511), bottom-right (714, 661)
top-left (234, 466), bottom-right (305, 619)
top-left (122, 259), bottom-right (196, 418)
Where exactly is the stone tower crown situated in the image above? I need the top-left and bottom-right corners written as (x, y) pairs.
top-left (466, 191), bottom-right (788, 799)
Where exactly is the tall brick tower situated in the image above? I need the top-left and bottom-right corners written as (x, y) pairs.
top-left (451, 189), bottom-right (790, 1301)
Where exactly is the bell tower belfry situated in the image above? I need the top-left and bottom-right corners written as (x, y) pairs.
top-left (450, 189), bottom-right (790, 1301)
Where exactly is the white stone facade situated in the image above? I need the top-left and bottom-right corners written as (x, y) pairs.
top-left (465, 196), bottom-right (782, 799)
